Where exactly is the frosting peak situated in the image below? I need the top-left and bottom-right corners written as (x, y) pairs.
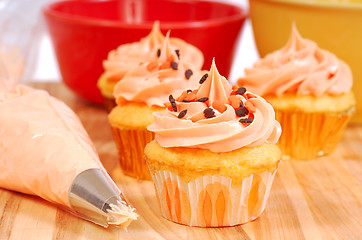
top-left (146, 21), bottom-right (165, 50)
top-left (238, 25), bottom-right (353, 97)
top-left (102, 22), bottom-right (164, 82)
top-left (158, 31), bottom-right (179, 64)
top-left (148, 60), bottom-right (281, 152)
top-left (196, 58), bottom-right (232, 109)
top-left (283, 25), bottom-right (307, 52)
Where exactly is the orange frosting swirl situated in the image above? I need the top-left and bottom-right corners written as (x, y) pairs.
top-left (113, 32), bottom-right (206, 107)
top-left (238, 26), bottom-right (353, 97)
top-left (147, 59), bottom-right (281, 152)
top-left (103, 21), bottom-right (204, 83)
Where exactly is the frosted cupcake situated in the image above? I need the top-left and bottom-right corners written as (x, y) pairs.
top-left (238, 26), bottom-right (355, 160)
top-left (98, 21), bottom-right (204, 111)
top-left (108, 33), bottom-right (206, 180)
top-left (145, 59), bottom-right (281, 227)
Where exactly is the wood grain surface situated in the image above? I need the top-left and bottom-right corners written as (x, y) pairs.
top-left (0, 82), bottom-right (361, 240)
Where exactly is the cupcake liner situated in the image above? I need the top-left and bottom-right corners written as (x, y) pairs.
top-left (103, 96), bottom-right (117, 113)
top-left (275, 109), bottom-right (353, 160)
top-left (111, 126), bottom-right (154, 180)
top-left (150, 169), bottom-right (277, 227)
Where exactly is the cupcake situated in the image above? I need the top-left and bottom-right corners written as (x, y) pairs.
top-left (145, 59), bottom-right (282, 227)
top-left (97, 21), bottom-right (204, 111)
top-left (238, 26), bottom-right (355, 160)
top-left (108, 33), bottom-right (206, 180)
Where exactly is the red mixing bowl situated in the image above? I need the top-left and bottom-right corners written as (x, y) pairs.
top-left (43, 0), bottom-right (247, 105)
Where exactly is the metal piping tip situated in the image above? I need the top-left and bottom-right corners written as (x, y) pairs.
top-left (68, 168), bottom-right (137, 228)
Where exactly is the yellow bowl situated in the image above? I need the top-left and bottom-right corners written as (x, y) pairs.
top-left (249, 0), bottom-right (362, 122)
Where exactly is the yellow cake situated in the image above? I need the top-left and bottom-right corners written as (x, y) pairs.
top-left (266, 92), bottom-right (355, 113)
top-left (97, 73), bottom-right (117, 112)
top-left (109, 103), bottom-right (163, 129)
top-left (145, 141), bottom-right (280, 185)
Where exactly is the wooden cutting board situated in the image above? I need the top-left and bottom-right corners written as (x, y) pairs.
top-left (0, 82), bottom-right (361, 240)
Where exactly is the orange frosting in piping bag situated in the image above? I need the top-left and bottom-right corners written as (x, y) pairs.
top-left (148, 59), bottom-right (281, 152)
top-left (238, 25), bottom-right (353, 97)
top-left (0, 85), bottom-right (99, 206)
top-left (103, 21), bottom-right (204, 83)
top-left (0, 85), bottom-right (137, 228)
top-left (113, 32), bottom-right (207, 107)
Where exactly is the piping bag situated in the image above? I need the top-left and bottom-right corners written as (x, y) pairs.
top-left (0, 47), bottom-right (137, 229)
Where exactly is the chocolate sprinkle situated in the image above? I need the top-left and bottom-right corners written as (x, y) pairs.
top-left (170, 61), bottom-right (178, 70)
top-left (239, 118), bottom-right (253, 124)
top-left (157, 49), bottom-right (161, 57)
top-left (203, 108), bottom-right (215, 118)
top-left (169, 95), bottom-right (175, 103)
top-left (169, 95), bottom-right (177, 111)
top-left (187, 89), bottom-right (193, 93)
top-left (171, 102), bottom-right (177, 112)
top-left (235, 107), bottom-right (249, 117)
top-left (178, 109), bottom-right (187, 118)
top-left (185, 69), bottom-right (193, 79)
top-left (175, 49), bottom-right (180, 59)
top-left (240, 100), bottom-right (244, 108)
top-left (236, 87), bottom-right (247, 95)
top-left (199, 73), bottom-right (208, 84)
top-left (182, 99), bottom-right (191, 103)
top-left (197, 97), bottom-right (209, 102)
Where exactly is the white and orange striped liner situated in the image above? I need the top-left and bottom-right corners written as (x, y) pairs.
top-left (151, 170), bottom-right (277, 227)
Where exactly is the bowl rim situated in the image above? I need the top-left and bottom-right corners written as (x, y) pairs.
top-left (43, 0), bottom-right (248, 28)
top-left (252, 0), bottom-right (362, 10)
